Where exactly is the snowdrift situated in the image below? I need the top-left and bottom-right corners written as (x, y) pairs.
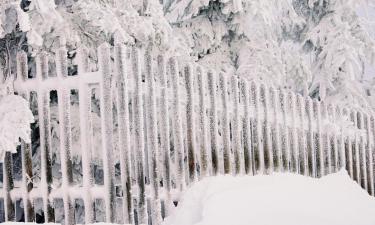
top-left (163, 170), bottom-right (375, 225)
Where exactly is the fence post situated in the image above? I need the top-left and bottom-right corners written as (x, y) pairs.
top-left (35, 53), bottom-right (55, 222)
top-left (297, 95), bottom-right (308, 176)
top-left (197, 66), bottom-right (212, 177)
top-left (370, 116), bottom-right (375, 196)
top-left (359, 113), bottom-right (368, 191)
top-left (328, 104), bottom-right (338, 172)
top-left (279, 90), bottom-right (290, 172)
top-left (270, 87), bottom-right (282, 173)
top-left (231, 76), bottom-right (245, 175)
top-left (114, 44), bottom-right (134, 224)
top-left (288, 92), bottom-right (299, 174)
top-left (3, 152), bottom-right (14, 222)
top-left (343, 108), bottom-right (353, 178)
top-left (313, 99), bottom-right (324, 177)
top-left (306, 97), bottom-right (316, 177)
top-left (185, 64), bottom-right (198, 182)
top-left (250, 81), bottom-right (265, 174)
top-left (261, 84), bottom-right (273, 174)
top-left (98, 43), bottom-right (115, 223)
top-left (351, 110), bottom-right (361, 184)
top-left (144, 45), bottom-right (162, 224)
top-left (240, 80), bottom-right (254, 174)
top-left (207, 70), bottom-right (223, 174)
top-left (321, 102), bottom-right (331, 175)
top-left (17, 51), bottom-right (35, 222)
top-left (77, 47), bottom-right (95, 224)
top-left (56, 47), bottom-right (74, 225)
top-left (219, 73), bottom-right (234, 174)
top-left (335, 106), bottom-right (346, 170)
top-left (168, 57), bottom-right (186, 190)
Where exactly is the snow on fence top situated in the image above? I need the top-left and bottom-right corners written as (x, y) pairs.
top-left (0, 42), bottom-right (374, 225)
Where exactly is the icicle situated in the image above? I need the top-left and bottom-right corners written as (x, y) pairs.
top-left (306, 97), bottom-right (316, 177)
top-left (114, 44), bottom-right (134, 224)
top-left (197, 66), bottom-right (212, 177)
top-left (35, 54), bottom-right (55, 222)
top-left (131, 47), bottom-right (147, 224)
top-left (207, 70), bottom-right (223, 174)
top-left (98, 43), bottom-right (115, 223)
top-left (219, 73), bottom-right (233, 174)
top-left (270, 87), bottom-right (282, 173)
top-left (168, 57), bottom-right (186, 190)
top-left (288, 91), bottom-right (299, 174)
top-left (240, 79), bottom-right (253, 175)
top-left (144, 45), bottom-right (162, 224)
top-left (251, 81), bottom-right (265, 174)
top-left (185, 64), bottom-right (198, 182)
top-left (157, 55), bottom-right (173, 214)
top-left (231, 76), bottom-right (245, 175)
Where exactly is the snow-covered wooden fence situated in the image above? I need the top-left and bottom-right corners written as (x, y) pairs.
top-left (1, 42), bottom-right (375, 225)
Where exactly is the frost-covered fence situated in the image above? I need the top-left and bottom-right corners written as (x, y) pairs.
top-left (1, 42), bottom-right (375, 225)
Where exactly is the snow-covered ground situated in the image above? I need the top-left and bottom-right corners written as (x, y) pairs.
top-left (163, 170), bottom-right (375, 225)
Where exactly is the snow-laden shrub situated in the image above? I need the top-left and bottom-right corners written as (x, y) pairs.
top-left (0, 93), bottom-right (34, 161)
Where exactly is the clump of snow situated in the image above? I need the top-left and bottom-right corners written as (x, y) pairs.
top-left (163, 170), bottom-right (375, 225)
top-left (0, 94), bottom-right (34, 161)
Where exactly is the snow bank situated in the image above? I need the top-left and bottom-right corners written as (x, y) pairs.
top-left (163, 170), bottom-right (375, 225)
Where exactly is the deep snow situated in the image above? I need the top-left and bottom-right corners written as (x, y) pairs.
top-left (163, 170), bottom-right (375, 225)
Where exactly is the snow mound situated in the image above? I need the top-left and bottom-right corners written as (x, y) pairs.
top-left (163, 170), bottom-right (375, 225)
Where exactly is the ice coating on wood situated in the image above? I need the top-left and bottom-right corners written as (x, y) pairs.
top-left (335, 105), bottom-right (346, 170)
top-left (343, 108), bottom-right (353, 178)
top-left (168, 57), bottom-right (186, 190)
top-left (3, 152), bottom-right (14, 221)
top-left (240, 79), bottom-right (253, 174)
top-left (369, 115), bottom-right (375, 196)
top-left (56, 47), bottom-right (68, 78)
top-left (327, 104), bottom-right (338, 172)
top-left (36, 54), bottom-right (55, 222)
top-left (219, 72), bottom-right (233, 174)
top-left (144, 44), bottom-right (162, 224)
top-left (197, 66), bottom-right (212, 177)
top-left (350, 110), bottom-right (360, 184)
top-left (207, 70), bottom-right (223, 174)
top-left (231, 76), bottom-right (244, 175)
top-left (98, 43), bottom-right (115, 223)
top-left (114, 43), bottom-right (134, 224)
top-left (185, 64), bottom-right (198, 182)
